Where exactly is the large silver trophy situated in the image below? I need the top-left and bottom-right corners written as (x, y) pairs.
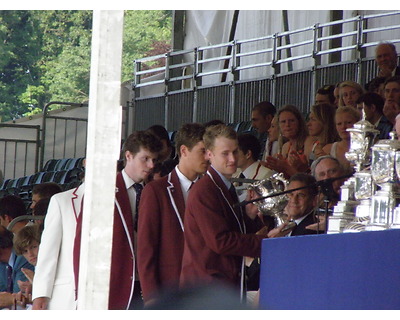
top-left (328, 108), bottom-right (379, 233)
top-left (365, 132), bottom-right (400, 231)
top-left (248, 172), bottom-right (295, 230)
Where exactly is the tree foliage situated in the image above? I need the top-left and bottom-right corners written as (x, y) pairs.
top-left (0, 10), bottom-right (172, 122)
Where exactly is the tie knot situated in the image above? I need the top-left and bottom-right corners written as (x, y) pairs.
top-left (133, 183), bottom-right (143, 193)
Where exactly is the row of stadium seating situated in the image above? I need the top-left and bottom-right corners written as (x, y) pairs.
top-left (0, 157), bottom-right (85, 207)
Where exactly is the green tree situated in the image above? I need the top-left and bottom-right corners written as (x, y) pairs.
top-left (0, 10), bottom-right (172, 122)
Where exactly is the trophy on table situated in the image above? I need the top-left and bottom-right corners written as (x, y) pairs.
top-left (365, 132), bottom-right (400, 231)
top-left (328, 107), bottom-right (379, 233)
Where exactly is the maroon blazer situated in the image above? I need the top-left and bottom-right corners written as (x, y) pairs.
top-left (180, 166), bottom-right (264, 292)
top-left (109, 172), bottom-right (135, 309)
top-left (73, 173), bottom-right (135, 310)
top-left (137, 169), bottom-right (186, 302)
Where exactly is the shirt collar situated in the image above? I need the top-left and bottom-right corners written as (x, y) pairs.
top-left (242, 161), bottom-right (258, 178)
top-left (211, 165), bottom-right (232, 190)
top-left (175, 165), bottom-right (199, 192)
top-left (8, 250), bottom-right (16, 268)
top-left (122, 168), bottom-right (142, 189)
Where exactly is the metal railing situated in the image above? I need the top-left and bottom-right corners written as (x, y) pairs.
top-left (132, 11), bottom-right (400, 131)
top-left (0, 123), bottom-right (41, 181)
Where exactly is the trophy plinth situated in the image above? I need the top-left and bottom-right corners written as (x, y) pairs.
top-left (343, 169), bottom-right (375, 232)
top-left (365, 133), bottom-right (400, 231)
top-left (327, 178), bottom-right (359, 234)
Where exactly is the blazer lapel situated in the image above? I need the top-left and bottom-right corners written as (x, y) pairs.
top-left (167, 169), bottom-right (185, 231)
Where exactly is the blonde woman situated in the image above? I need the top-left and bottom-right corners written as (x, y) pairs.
top-left (322, 106), bottom-right (361, 173)
top-left (338, 80), bottom-right (365, 108)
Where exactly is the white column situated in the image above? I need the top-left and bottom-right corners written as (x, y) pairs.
top-left (77, 10), bottom-right (125, 310)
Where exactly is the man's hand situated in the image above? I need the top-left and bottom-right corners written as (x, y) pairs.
top-left (0, 292), bottom-right (15, 309)
top-left (267, 223), bottom-right (293, 238)
top-left (244, 189), bottom-right (261, 220)
top-left (32, 297), bottom-right (49, 310)
top-left (306, 214), bottom-right (326, 232)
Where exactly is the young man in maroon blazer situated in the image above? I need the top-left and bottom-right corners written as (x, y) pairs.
top-left (179, 124), bottom-right (268, 302)
top-left (137, 123), bottom-right (208, 306)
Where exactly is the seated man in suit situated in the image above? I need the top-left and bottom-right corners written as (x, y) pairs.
top-left (180, 124), bottom-right (268, 303)
top-left (0, 226), bottom-right (34, 309)
top-left (268, 173), bottom-right (322, 237)
top-left (138, 122), bottom-right (208, 306)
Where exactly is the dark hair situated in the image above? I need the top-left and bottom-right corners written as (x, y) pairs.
top-left (147, 124), bottom-right (172, 148)
top-left (367, 76), bottom-right (386, 93)
top-left (289, 173), bottom-right (318, 198)
top-left (33, 198), bottom-right (51, 217)
top-left (32, 182), bottom-right (62, 199)
top-left (0, 225), bottom-right (13, 249)
top-left (237, 133), bottom-right (261, 161)
top-left (384, 75), bottom-right (400, 88)
top-left (174, 123), bottom-right (206, 158)
top-left (0, 195), bottom-right (26, 220)
top-left (316, 85), bottom-right (335, 104)
top-left (122, 130), bottom-right (163, 164)
top-left (357, 92), bottom-right (385, 114)
top-left (252, 101), bottom-right (276, 118)
top-left (204, 119), bottom-right (225, 128)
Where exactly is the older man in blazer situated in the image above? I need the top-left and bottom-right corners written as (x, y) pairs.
top-left (137, 123), bottom-right (208, 306)
top-left (180, 124), bottom-right (268, 301)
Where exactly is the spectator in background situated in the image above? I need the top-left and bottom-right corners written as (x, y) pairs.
top-left (304, 103), bottom-right (339, 166)
top-left (0, 226), bottom-right (34, 308)
top-left (375, 41), bottom-right (400, 79)
top-left (250, 101), bottom-right (277, 160)
top-left (323, 106), bottom-right (361, 174)
top-left (233, 133), bottom-right (274, 202)
top-left (32, 198), bottom-right (51, 231)
top-left (366, 76), bottom-right (386, 98)
top-left (264, 105), bottom-right (309, 178)
top-left (12, 224), bottom-right (43, 308)
top-left (0, 195), bottom-right (28, 234)
top-left (357, 92), bottom-right (393, 139)
top-left (262, 115), bottom-right (281, 160)
top-left (147, 124), bottom-right (178, 177)
top-left (315, 85), bottom-right (336, 106)
top-left (338, 80), bottom-right (365, 108)
top-left (383, 76), bottom-right (400, 126)
top-left (30, 182), bottom-right (62, 210)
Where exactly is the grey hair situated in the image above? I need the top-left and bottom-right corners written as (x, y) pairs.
top-left (310, 155), bottom-right (343, 177)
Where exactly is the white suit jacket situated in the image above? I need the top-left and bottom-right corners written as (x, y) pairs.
top-left (233, 161), bottom-right (274, 202)
top-left (32, 183), bottom-right (85, 310)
